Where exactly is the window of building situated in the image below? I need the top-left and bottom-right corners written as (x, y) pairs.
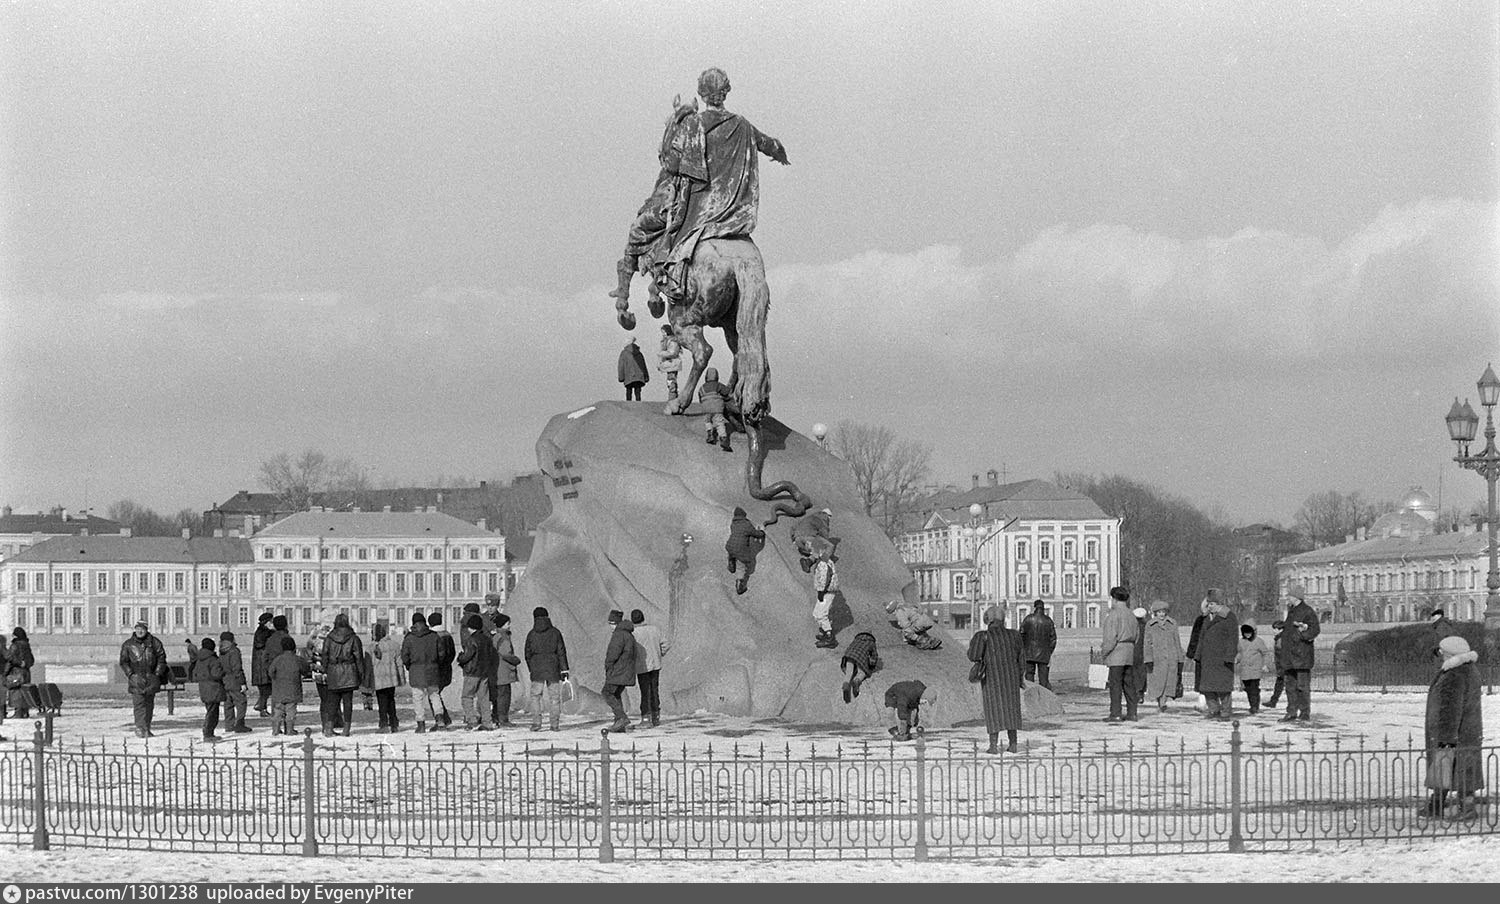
top-left (318, 572), bottom-right (329, 594)
top-left (1039, 573), bottom-right (1053, 596)
top-left (263, 547), bottom-right (275, 560)
top-left (486, 547), bottom-right (499, 560)
top-left (396, 573), bottom-right (407, 594)
top-left (358, 607), bottom-right (370, 625)
top-left (414, 547), bottom-right (425, 560)
top-left (302, 572), bottom-right (312, 594)
top-left (433, 547), bottom-right (444, 560)
top-left (1062, 539), bottom-right (1075, 561)
top-left (1086, 539), bottom-right (1098, 560)
top-left (15, 572), bottom-right (26, 592)
top-left (156, 606), bottom-right (167, 627)
top-left (264, 573), bottom-right (276, 595)
top-left (301, 607), bottom-right (311, 628)
top-left (237, 573), bottom-right (249, 593)
top-left (200, 572), bottom-right (211, 592)
top-left (95, 606), bottom-right (108, 627)
top-left (173, 607), bottom-right (185, 627)
top-left (1016, 573), bottom-right (1029, 596)
top-left (52, 572), bottom-right (64, 592)
top-left (358, 573), bottom-right (370, 593)
top-left (338, 547), bottom-right (349, 560)
top-left (139, 572), bottom-right (149, 592)
top-left (469, 548), bottom-right (480, 560)
top-left (118, 571), bottom-right (129, 593)
top-left (339, 573), bottom-right (351, 594)
top-left (16, 608), bottom-right (27, 628)
top-left (174, 572), bottom-right (185, 593)
top-left (469, 572), bottom-right (480, 593)
top-left (282, 573), bottom-right (294, 594)
top-left (395, 547), bottom-right (406, 561)
top-left (69, 571), bottom-right (81, 593)
top-left (376, 547), bottom-right (388, 561)
top-left (450, 572), bottom-right (462, 594)
top-left (1085, 604), bottom-right (1100, 629)
top-left (97, 572), bottom-right (108, 593)
top-left (357, 547), bottom-right (369, 560)
top-left (414, 573), bottom-right (425, 594)
top-left (54, 606), bottom-right (65, 627)
top-left (377, 573), bottom-right (388, 594)
top-left (1040, 540), bottom-right (1052, 562)
top-left (1063, 605), bottom-right (1077, 629)
top-left (199, 606), bottom-right (210, 625)
top-left (298, 547), bottom-right (310, 560)
top-left (279, 547), bottom-right (291, 560)
top-left (1086, 573), bottom-right (1100, 596)
top-left (488, 572), bottom-right (499, 593)
top-left (1063, 573), bottom-right (1077, 596)
top-left (238, 609), bottom-right (250, 627)
top-left (1015, 540), bottom-right (1028, 561)
top-left (154, 572), bottom-right (165, 592)
top-left (319, 546), bottom-right (329, 560)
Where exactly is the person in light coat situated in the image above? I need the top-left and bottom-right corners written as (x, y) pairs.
top-left (631, 609), bottom-right (668, 727)
top-left (1234, 623), bottom-right (1272, 715)
top-left (368, 622), bottom-right (405, 733)
top-left (1142, 600), bottom-right (1183, 711)
top-left (1099, 587), bottom-right (1138, 722)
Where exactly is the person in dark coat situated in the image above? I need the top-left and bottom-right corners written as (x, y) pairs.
top-left (698, 366), bottom-right (733, 451)
top-left (524, 607), bottom-right (570, 732)
top-left (1127, 607), bottom-right (1149, 706)
top-left (4, 627), bottom-right (35, 721)
top-left (602, 611), bottom-right (638, 732)
top-left (1262, 621), bottom-right (1287, 709)
top-left (1184, 596), bottom-right (1212, 694)
top-left (458, 614), bottom-right (497, 731)
top-left (0, 634), bottom-right (8, 737)
top-left (839, 632), bottom-right (882, 704)
top-left (118, 621), bottom-right (168, 738)
top-left (490, 612), bottom-right (522, 727)
top-left (185, 638), bottom-right (226, 742)
top-left (1019, 600), bottom-right (1057, 690)
top-left (218, 631), bottom-right (251, 733)
top-left (320, 613), bottom-right (365, 737)
top-left (791, 507), bottom-right (836, 572)
top-left (267, 635), bottom-right (304, 736)
top-left (968, 605), bottom-right (1025, 754)
top-left (883, 679), bottom-right (932, 741)
top-left (1428, 609), bottom-right (1461, 642)
top-left (724, 506), bottom-right (766, 595)
top-left (428, 611), bottom-right (457, 728)
top-left (618, 336), bottom-right (650, 401)
top-left (251, 612), bottom-right (275, 716)
top-left (1424, 635), bottom-right (1485, 818)
top-left (1195, 598), bottom-right (1240, 719)
top-left (401, 613), bottom-right (445, 734)
top-left (1280, 583), bottom-right (1321, 722)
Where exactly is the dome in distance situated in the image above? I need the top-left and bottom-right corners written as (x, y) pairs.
top-left (1402, 486), bottom-right (1436, 522)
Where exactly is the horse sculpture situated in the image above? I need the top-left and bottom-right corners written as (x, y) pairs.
top-left (615, 237), bottom-right (811, 525)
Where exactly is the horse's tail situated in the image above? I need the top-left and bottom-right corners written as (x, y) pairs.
top-left (732, 241), bottom-right (771, 421)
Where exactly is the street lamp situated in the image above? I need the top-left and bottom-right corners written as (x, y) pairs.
top-left (811, 423), bottom-right (828, 450)
top-left (1444, 362), bottom-right (1500, 628)
top-left (960, 502), bottom-right (1018, 629)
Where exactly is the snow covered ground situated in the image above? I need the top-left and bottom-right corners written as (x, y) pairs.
top-left (4, 839), bottom-right (1498, 882)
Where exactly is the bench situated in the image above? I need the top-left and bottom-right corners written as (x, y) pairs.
top-left (163, 664), bottom-right (190, 715)
top-left (17, 683), bottom-right (64, 744)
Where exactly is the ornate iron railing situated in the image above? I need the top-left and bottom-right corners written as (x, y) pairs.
top-left (0, 723), bottom-right (1493, 859)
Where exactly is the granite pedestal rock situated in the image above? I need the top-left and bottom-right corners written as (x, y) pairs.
top-left (509, 400), bottom-right (972, 725)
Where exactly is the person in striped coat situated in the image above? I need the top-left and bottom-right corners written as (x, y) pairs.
top-left (967, 605), bottom-right (1025, 754)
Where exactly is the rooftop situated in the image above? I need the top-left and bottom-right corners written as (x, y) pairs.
top-left (905, 479), bottom-right (1112, 532)
top-left (5, 535), bottom-right (253, 565)
top-left (1278, 528), bottom-right (1490, 566)
top-left (254, 510), bottom-right (498, 540)
top-left (0, 510), bottom-right (125, 536)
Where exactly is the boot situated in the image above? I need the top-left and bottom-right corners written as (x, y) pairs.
top-left (841, 680), bottom-right (852, 704)
top-left (233, 720), bottom-right (253, 734)
top-left (441, 709), bottom-right (453, 728)
top-left (851, 676), bottom-right (863, 699)
top-left (607, 717), bottom-right (632, 733)
top-left (416, 722), bottom-right (427, 734)
top-left (706, 429), bottom-right (718, 445)
top-left (650, 713), bottom-right (660, 727)
top-left (727, 556), bottom-right (737, 574)
top-left (736, 577), bottom-right (748, 595)
top-left (720, 436), bottom-right (733, 453)
top-left (608, 257), bottom-right (633, 302)
top-left (342, 724), bottom-right (352, 737)
top-left (321, 722), bottom-right (335, 738)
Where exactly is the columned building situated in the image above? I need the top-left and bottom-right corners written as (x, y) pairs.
top-left (0, 509), bottom-right (511, 639)
top-left (1276, 487), bottom-right (1492, 624)
top-left (897, 477), bottom-right (1122, 631)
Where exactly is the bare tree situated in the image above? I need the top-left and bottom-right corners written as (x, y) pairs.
top-left (1293, 490), bottom-right (1395, 547)
top-left (829, 421), bottom-right (932, 537)
top-left (259, 449), bottom-right (368, 511)
top-left (105, 499), bottom-right (176, 536)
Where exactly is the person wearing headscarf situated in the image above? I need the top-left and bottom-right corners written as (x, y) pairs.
top-left (251, 612), bottom-right (276, 717)
top-left (368, 622), bottom-right (405, 733)
top-left (1424, 635), bottom-right (1484, 819)
top-left (967, 605), bottom-right (1025, 754)
top-left (1143, 600), bottom-right (1183, 711)
top-left (4, 627), bottom-right (35, 722)
top-left (1235, 623), bottom-right (1272, 715)
top-left (320, 613), bottom-right (365, 737)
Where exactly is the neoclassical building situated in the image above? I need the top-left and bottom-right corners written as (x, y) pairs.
top-left (1276, 487), bottom-right (1492, 623)
top-left (897, 476), bottom-right (1122, 631)
top-left (0, 509), bottom-right (515, 639)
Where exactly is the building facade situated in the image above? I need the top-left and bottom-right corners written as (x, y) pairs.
top-left (897, 477), bottom-right (1122, 631)
top-left (0, 510), bottom-right (513, 640)
top-left (1230, 523), bottom-right (1309, 615)
top-left (1276, 488), bottom-right (1492, 623)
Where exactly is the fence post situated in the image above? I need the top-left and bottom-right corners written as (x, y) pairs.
top-left (599, 729), bottom-right (615, 863)
top-left (31, 722), bottom-right (49, 851)
top-left (913, 729), bottom-right (928, 862)
top-left (301, 729), bottom-right (319, 857)
top-left (1227, 719), bottom-right (1245, 853)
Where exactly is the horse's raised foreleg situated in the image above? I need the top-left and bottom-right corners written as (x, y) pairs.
top-left (744, 414), bottom-right (812, 526)
top-left (666, 309), bottom-right (710, 415)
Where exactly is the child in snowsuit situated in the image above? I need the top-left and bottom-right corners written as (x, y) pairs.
top-left (700, 367), bottom-right (732, 451)
top-left (884, 680), bottom-right (934, 741)
top-left (839, 632), bottom-right (882, 703)
top-left (791, 507), bottom-right (837, 573)
top-left (724, 506), bottom-right (766, 595)
top-left (658, 324), bottom-right (683, 401)
top-left (268, 635), bottom-right (305, 736)
top-left (885, 599), bottom-right (943, 650)
top-left (811, 540), bottom-right (839, 648)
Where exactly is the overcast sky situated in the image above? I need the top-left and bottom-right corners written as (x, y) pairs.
top-left (2, 1), bottom-right (1497, 525)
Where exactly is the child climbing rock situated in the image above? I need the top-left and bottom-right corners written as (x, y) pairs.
top-left (657, 324), bottom-right (682, 401)
top-left (700, 367), bottom-right (732, 452)
top-left (724, 506), bottom-right (766, 595)
top-left (839, 631), bottom-right (882, 703)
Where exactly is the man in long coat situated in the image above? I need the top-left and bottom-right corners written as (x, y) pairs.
top-left (1195, 597), bottom-right (1240, 719)
top-left (1280, 583), bottom-right (1321, 722)
top-left (1019, 600), bottom-right (1057, 690)
top-left (1424, 635), bottom-right (1485, 818)
top-left (968, 605), bottom-right (1025, 754)
top-left (251, 612), bottom-right (275, 716)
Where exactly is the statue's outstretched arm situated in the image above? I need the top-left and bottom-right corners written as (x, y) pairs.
top-left (754, 128), bottom-right (790, 165)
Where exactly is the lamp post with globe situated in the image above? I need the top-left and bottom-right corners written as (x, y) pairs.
top-left (811, 423), bottom-right (828, 451)
top-left (960, 502), bottom-right (1019, 629)
top-left (1444, 363), bottom-right (1500, 628)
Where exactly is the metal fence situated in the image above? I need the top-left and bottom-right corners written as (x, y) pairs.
top-left (1, 723), bottom-right (1494, 859)
top-left (1085, 650), bottom-right (1499, 694)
